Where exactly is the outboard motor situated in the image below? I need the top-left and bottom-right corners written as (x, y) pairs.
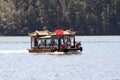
top-left (79, 47), bottom-right (83, 51)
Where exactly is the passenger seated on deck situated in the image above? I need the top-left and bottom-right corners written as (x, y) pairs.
top-left (67, 42), bottom-right (71, 49)
top-left (60, 41), bottom-right (67, 49)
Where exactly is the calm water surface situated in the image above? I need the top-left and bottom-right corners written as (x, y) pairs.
top-left (0, 36), bottom-right (120, 80)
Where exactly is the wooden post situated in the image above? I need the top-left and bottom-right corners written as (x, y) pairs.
top-left (58, 37), bottom-right (61, 50)
top-left (31, 37), bottom-right (32, 48)
top-left (73, 36), bottom-right (75, 47)
top-left (45, 39), bottom-right (46, 47)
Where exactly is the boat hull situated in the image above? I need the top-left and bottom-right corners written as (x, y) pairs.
top-left (28, 48), bottom-right (81, 54)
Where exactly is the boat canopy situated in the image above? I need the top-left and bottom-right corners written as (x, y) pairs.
top-left (28, 30), bottom-right (51, 37)
top-left (39, 36), bottom-right (52, 39)
top-left (28, 30), bottom-right (76, 37)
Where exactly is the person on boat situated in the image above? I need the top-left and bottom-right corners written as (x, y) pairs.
top-left (67, 42), bottom-right (71, 49)
top-left (33, 37), bottom-right (38, 47)
top-left (60, 37), bottom-right (68, 49)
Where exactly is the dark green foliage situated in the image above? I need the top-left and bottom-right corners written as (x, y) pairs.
top-left (0, 0), bottom-right (120, 36)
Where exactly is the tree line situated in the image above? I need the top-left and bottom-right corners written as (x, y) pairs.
top-left (0, 0), bottom-right (120, 36)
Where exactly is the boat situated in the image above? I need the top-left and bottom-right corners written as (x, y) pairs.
top-left (28, 29), bottom-right (83, 54)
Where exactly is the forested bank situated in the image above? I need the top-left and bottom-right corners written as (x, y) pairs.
top-left (0, 0), bottom-right (120, 36)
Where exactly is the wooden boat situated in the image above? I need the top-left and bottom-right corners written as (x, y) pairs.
top-left (28, 29), bottom-right (83, 54)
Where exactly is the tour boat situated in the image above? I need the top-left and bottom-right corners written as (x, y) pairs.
top-left (28, 29), bottom-right (83, 54)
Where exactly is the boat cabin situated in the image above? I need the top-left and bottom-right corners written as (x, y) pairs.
top-left (28, 30), bottom-right (82, 53)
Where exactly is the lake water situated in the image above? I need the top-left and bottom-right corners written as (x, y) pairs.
top-left (0, 36), bottom-right (120, 80)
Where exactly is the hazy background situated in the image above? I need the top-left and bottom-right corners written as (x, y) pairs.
top-left (0, 0), bottom-right (120, 36)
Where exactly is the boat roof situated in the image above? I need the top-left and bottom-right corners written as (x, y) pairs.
top-left (28, 30), bottom-right (51, 37)
top-left (28, 30), bottom-right (76, 37)
top-left (39, 36), bottom-right (52, 39)
top-left (52, 30), bottom-right (76, 36)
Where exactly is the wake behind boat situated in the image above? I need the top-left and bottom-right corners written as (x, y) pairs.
top-left (28, 29), bottom-right (83, 54)
top-left (0, 50), bottom-right (29, 54)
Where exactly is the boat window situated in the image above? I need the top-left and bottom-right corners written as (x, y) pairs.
top-left (66, 36), bottom-right (71, 43)
top-left (38, 38), bottom-right (52, 47)
top-left (70, 36), bottom-right (74, 46)
top-left (54, 39), bottom-right (58, 46)
top-left (38, 39), bottom-right (45, 47)
top-left (46, 39), bottom-right (51, 47)
top-left (51, 38), bottom-right (58, 47)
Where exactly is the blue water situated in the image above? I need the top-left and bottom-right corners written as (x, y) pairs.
top-left (0, 36), bottom-right (120, 80)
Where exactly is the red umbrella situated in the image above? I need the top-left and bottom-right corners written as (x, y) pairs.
top-left (55, 30), bottom-right (64, 36)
